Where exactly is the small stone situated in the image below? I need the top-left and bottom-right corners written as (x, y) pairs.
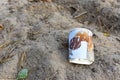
top-left (91, 68), bottom-right (97, 72)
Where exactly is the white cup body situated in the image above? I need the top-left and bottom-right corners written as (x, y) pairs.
top-left (69, 28), bottom-right (94, 65)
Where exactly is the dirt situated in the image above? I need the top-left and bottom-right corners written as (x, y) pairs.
top-left (0, 0), bottom-right (120, 80)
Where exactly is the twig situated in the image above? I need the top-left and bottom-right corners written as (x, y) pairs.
top-left (0, 41), bottom-right (11, 49)
top-left (97, 16), bottom-right (103, 31)
top-left (0, 40), bottom-right (21, 64)
top-left (0, 46), bottom-right (16, 64)
top-left (74, 12), bottom-right (87, 19)
top-left (45, 70), bottom-right (58, 80)
top-left (116, 37), bottom-right (120, 42)
top-left (18, 51), bottom-right (27, 70)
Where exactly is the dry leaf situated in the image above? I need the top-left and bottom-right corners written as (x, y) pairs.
top-left (0, 24), bottom-right (4, 31)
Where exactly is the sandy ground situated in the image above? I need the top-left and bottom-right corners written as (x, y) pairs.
top-left (0, 0), bottom-right (120, 80)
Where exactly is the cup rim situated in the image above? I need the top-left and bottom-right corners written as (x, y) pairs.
top-left (70, 28), bottom-right (93, 36)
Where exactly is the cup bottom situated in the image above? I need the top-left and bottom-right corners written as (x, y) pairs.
top-left (69, 58), bottom-right (93, 65)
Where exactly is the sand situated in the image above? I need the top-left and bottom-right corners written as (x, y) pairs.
top-left (0, 0), bottom-right (120, 80)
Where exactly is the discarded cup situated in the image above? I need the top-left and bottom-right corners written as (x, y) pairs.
top-left (69, 28), bottom-right (94, 65)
